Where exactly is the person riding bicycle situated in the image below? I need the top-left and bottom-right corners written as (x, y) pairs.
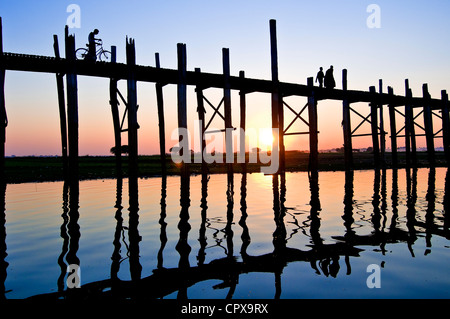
top-left (86, 29), bottom-right (101, 61)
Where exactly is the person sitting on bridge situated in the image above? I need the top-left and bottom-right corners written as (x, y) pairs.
top-left (324, 65), bottom-right (336, 89)
top-left (86, 29), bottom-right (101, 61)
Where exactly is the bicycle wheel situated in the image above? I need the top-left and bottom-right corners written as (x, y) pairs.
top-left (75, 48), bottom-right (88, 60)
top-left (98, 49), bottom-right (111, 62)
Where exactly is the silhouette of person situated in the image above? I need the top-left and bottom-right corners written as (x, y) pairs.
top-left (324, 65), bottom-right (336, 89)
top-left (87, 29), bottom-right (101, 61)
top-left (316, 67), bottom-right (325, 88)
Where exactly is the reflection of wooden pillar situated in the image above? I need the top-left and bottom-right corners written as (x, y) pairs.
top-left (65, 26), bottom-right (79, 182)
top-left (155, 53), bottom-right (166, 174)
top-left (126, 38), bottom-right (139, 179)
top-left (441, 90), bottom-right (450, 164)
top-left (387, 87), bottom-right (398, 167)
top-left (195, 68), bottom-right (207, 175)
top-left (223, 48), bottom-right (233, 174)
top-left (342, 69), bottom-right (352, 170)
top-left (308, 77), bottom-right (318, 176)
top-left (177, 43), bottom-right (188, 177)
top-left (109, 46), bottom-right (122, 178)
top-left (370, 86), bottom-right (380, 168)
top-left (422, 84), bottom-right (435, 166)
top-left (0, 18), bottom-right (7, 180)
top-left (53, 35), bottom-right (69, 180)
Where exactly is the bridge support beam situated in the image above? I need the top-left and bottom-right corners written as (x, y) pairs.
top-left (369, 86), bottom-right (380, 168)
top-left (308, 77), bottom-right (318, 177)
top-left (441, 90), bottom-right (450, 164)
top-left (422, 84), bottom-right (435, 166)
top-left (405, 80), bottom-right (417, 166)
top-left (342, 69), bottom-right (352, 170)
top-left (126, 38), bottom-right (139, 179)
top-left (0, 18), bottom-right (6, 180)
top-left (155, 53), bottom-right (166, 174)
top-left (109, 46), bottom-right (122, 178)
top-left (195, 68), bottom-right (207, 175)
top-left (239, 70), bottom-right (247, 171)
top-left (177, 43), bottom-right (188, 177)
top-left (387, 86), bottom-right (398, 167)
top-left (65, 26), bottom-right (79, 183)
top-left (223, 48), bottom-right (233, 175)
top-left (270, 19), bottom-right (281, 175)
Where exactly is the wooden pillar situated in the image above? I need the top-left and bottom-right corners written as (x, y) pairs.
top-left (109, 46), bottom-right (122, 178)
top-left (441, 90), bottom-right (450, 164)
top-left (387, 86), bottom-right (398, 167)
top-left (65, 26), bottom-right (79, 182)
top-left (222, 48), bottom-right (233, 174)
top-left (379, 80), bottom-right (386, 165)
top-left (0, 18), bottom-right (7, 180)
top-left (126, 38), bottom-right (139, 179)
top-left (370, 86), bottom-right (380, 168)
top-left (342, 69), bottom-right (353, 170)
top-left (405, 80), bottom-right (417, 166)
top-left (155, 53), bottom-right (166, 174)
top-left (308, 77), bottom-right (318, 176)
top-left (53, 35), bottom-right (69, 180)
top-left (239, 71), bottom-right (246, 169)
top-left (177, 43), bottom-right (188, 177)
top-left (269, 19), bottom-right (280, 174)
top-left (195, 68), bottom-right (207, 174)
top-left (422, 84), bottom-right (435, 166)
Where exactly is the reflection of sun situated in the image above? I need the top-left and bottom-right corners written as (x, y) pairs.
top-left (259, 130), bottom-right (274, 148)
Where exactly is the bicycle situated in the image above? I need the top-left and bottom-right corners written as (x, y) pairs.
top-left (75, 39), bottom-right (111, 61)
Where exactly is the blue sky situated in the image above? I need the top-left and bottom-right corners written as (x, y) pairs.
top-left (1, 1), bottom-right (449, 155)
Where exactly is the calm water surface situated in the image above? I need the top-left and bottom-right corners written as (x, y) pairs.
top-left (1, 168), bottom-right (449, 299)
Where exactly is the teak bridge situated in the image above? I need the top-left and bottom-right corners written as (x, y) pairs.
top-left (0, 18), bottom-right (449, 181)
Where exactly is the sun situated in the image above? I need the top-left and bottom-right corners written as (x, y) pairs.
top-left (259, 129), bottom-right (274, 148)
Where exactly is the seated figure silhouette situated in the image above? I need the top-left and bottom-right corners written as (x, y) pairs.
top-left (316, 67), bottom-right (325, 88)
top-left (324, 65), bottom-right (336, 89)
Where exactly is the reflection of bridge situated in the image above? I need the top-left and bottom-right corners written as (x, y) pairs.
top-left (1, 18), bottom-right (450, 183)
top-left (9, 167), bottom-right (446, 300)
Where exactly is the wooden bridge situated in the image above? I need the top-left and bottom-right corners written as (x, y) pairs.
top-left (0, 18), bottom-right (449, 182)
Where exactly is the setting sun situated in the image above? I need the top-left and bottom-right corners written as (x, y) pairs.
top-left (259, 129), bottom-right (274, 148)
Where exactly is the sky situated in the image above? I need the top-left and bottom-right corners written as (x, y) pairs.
top-left (1, 0), bottom-right (450, 156)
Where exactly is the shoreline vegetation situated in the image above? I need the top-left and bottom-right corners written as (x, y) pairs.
top-left (4, 151), bottom-right (447, 184)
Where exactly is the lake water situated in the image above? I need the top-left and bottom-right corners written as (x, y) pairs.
top-left (1, 167), bottom-right (449, 300)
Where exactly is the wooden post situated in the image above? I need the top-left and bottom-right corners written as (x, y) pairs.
top-left (126, 38), bottom-right (139, 179)
top-left (0, 17), bottom-right (7, 180)
top-left (239, 71), bottom-right (246, 168)
top-left (177, 43), bottom-right (188, 177)
top-left (195, 68), bottom-right (207, 174)
top-left (370, 86), bottom-right (380, 168)
top-left (155, 53), bottom-right (166, 174)
top-left (422, 84), bottom-right (435, 166)
top-left (65, 26), bottom-right (79, 182)
top-left (109, 46), bottom-right (122, 178)
top-left (308, 77), bottom-right (318, 176)
top-left (387, 86), bottom-right (398, 167)
top-left (379, 80), bottom-right (386, 166)
top-left (342, 69), bottom-right (353, 170)
top-left (270, 19), bottom-right (280, 174)
top-left (405, 80), bottom-right (417, 166)
top-left (441, 90), bottom-right (450, 164)
top-left (53, 35), bottom-right (69, 180)
top-left (223, 48), bottom-right (233, 174)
